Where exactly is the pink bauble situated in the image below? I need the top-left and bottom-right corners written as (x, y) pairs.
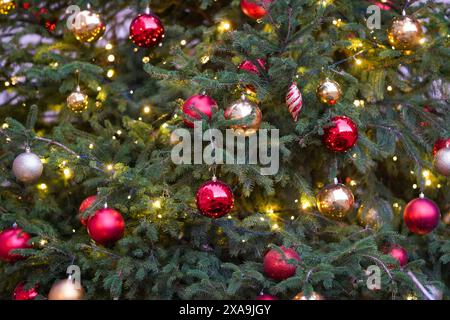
top-left (0, 228), bottom-right (31, 262)
top-left (263, 246), bottom-right (300, 281)
top-left (87, 208), bottom-right (125, 246)
top-left (387, 245), bottom-right (408, 267)
top-left (12, 282), bottom-right (39, 300)
top-left (255, 294), bottom-right (278, 300)
top-left (404, 197), bottom-right (440, 235)
top-left (129, 13), bottom-right (165, 48)
top-left (196, 179), bottom-right (234, 219)
top-left (182, 94), bottom-right (218, 128)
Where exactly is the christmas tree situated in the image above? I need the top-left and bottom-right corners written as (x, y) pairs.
top-left (0, 0), bottom-right (449, 300)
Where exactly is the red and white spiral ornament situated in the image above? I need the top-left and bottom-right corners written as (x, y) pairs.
top-left (285, 82), bottom-right (303, 121)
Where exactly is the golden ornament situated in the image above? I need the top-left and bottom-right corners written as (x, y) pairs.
top-left (224, 94), bottom-right (262, 136)
top-left (67, 86), bottom-right (88, 113)
top-left (316, 79), bottom-right (342, 105)
top-left (293, 291), bottom-right (324, 300)
top-left (48, 278), bottom-right (85, 300)
top-left (387, 16), bottom-right (423, 50)
top-left (357, 206), bottom-right (382, 229)
top-left (0, 0), bottom-right (15, 15)
top-left (70, 9), bottom-right (105, 43)
top-left (316, 182), bottom-right (354, 220)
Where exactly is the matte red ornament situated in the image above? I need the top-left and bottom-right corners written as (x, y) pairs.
top-left (432, 138), bottom-right (450, 156)
top-left (238, 59), bottom-right (266, 75)
top-left (323, 116), bottom-right (358, 152)
top-left (255, 294), bottom-right (278, 300)
top-left (182, 94), bottom-right (218, 128)
top-left (12, 282), bottom-right (39, 300)
top-left (240, 0), bottom-right (273, 20)
top-left (403, 196), bottom-right (440, 235)
top-left (263, 246), bottom-right (300, 281)
top-left (0, 228), bottom-right (31, 262)
top-left (129, 13), bottom-right (164, 48)
top-left (196, 179), bottom-right (234, 219)
top-left (87, 208), bottom-right (125, 246)
top-left (387, 245), bottom-right (408, 267)
top-left (78, 195), bottom-right (97, 226)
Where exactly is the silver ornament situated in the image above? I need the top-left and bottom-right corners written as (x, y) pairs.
top-left (12, 150), bottom-right (43, 183)
top-left (434, 148), bottom-right (450, 176)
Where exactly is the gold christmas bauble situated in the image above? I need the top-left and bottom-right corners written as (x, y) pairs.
top-left (357, 206), bottom-right (382, 229)
top-left (316, 79), bottom-right (342, 105)
top-left (0, 0), bottom-right (15, 15)
top-left (48, 279), bottom-right (85, 300)
top-left (387, 16), bottom-right (424, 50)
top-left (12, 150), bottom-right (44, 183)
top-left (67, 87), bottom-right (88, 113)
top-left (224, 94), bottom-right (262, 136)
top-left (70, 9), bottom-right (105, 43)
top-left (293, 291), bottom-right (324, 300)
top-left (316, 183), bottom-right (354, 220)
top-left (434, 148), bottom-right (450, 176)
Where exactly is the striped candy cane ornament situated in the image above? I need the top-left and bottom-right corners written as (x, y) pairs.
top-left (286, 82), bottom-right (303, 121)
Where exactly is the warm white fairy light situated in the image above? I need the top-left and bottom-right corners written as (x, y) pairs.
top-left (106, 164), bottom-right (114, 171)
top-left (143, 106), bottom-right (151, 114)
top-left (106, 69), bottom-right (115, 78)
top-left (153, 200), bottom-right (162, 209)
top-left (387, 85), bottom-right (393, 92)
top-left (105, 43), bottom-right (113, 50)
top-left (88, 143), bottom-right (94, 149)
top-left (107, 54), bottom-right (115, 62)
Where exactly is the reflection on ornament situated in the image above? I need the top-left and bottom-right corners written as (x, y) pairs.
top-left (67, 86), bottom-right (88, 113)
top-left (293, 291), bottom-right (324, 300)
top-left (48, 278), bottom-right (85, 300)
top-left (0, 0), bottom-right (15, 15)
top-left (316, 79), bottom-right (342, 105)
top-left (387, 16), bottom-right (423, 50)
top-left (225, 94), bottom-right (262, 136)
top-left (316, 182), bottom-right (354, 220)
top-left (70, 10), bottom-right (105, 43)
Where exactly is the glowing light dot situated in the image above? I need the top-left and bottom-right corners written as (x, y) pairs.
top-left (105, 43), bottom-right (113, 50)
top-left (107, 54), bottom-right (115, 62)
top-left (290, 216), bottom-right (295, 220)
top-left (393, 203), bottom-right (399, 208)
top-left (422, 170), bottom-right (430, 178)
top-left (437, 184), bottom-right (442, 189)
top-left (272, 224), bottom-right (279, 230)
top-left (355, 58), bottom-right (362, 65)
top-left (127, 195), bottom-right (131, 199)
top-left (4, 81), bottom-right (10, 87)
top-left (180, 39), bottom-right (187, 46)
top-left (38, 183), bottom-right (48, 191)
top-left (106, 164), bottom-right (114, 171)
top-left (88, 143), bottom-right (94, 149)
top-left (200, 55), bottom-right (210, 64)
top-left (260, 217), bottom-right (265, 222)
top-left (217, 20), bottom-right (232, 33)
top-left (393, 156), bottom-right (398, 161)
top-left (425, 180), bottom-right (432, 186)
top-left (116, 130), bottom-right (122, 135)
top-left (153, 200), bottom-right (162, 209)
top-left (106, 69), bottom-right (115, 78)
top-left (142, 56), bottom-right (150, 64)
top-left (387, 85), bottom-right (393, 92)
top-left (39, 239), bottom-right (48, 246)
top-left (97, 86), bottom-right (102, 91)
top-left (63, 168), bottom-right (72, 179)
top-left (412, 184), bottom-right (418, 189)
top-left (143, 106), bottom-right (151, 114)
top-left (157, 214), bottom-right (162, 219)
top-left (2, 123), bottom-right (9, 129)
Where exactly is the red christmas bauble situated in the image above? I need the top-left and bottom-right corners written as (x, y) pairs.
top-left (196, 179), bottom-right (234, 219)
top-left (240, 0), bottom-right (274, 20)
top-left (12, 282), bottom-right (39, 300)
top-left (369, 0), bottom-right (394, 10)
top-left (238, 59), bottom-right (266, 75)
top-left (87, 208), bottom-right (125, 246)
top-left (263, 246), bottom-right (300, 281)
top-left (432, 138), bottom-right (450, 156)
top-left (387, 245), bottom-right (408, 267)
top-left (323, 116), bottom-right (358, 152)
top-left (0, 228), bottom-right (31, 262)
top-left (78, 195), bottom-right (97, 226)
top-left (182, 94), bottom-right (218, 128)
top-left (403, 197), bottom-right (440, 235)
top-left (255, 294), bottom-right (278, 300)
top-left (129, 13), bottom-right (165, 48)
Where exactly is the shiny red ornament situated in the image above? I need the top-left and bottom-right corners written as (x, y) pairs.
top-left (263, 246), bottom-right (300, 281)
top-left (0, 228), bottom-right (31, 262)
top-left (238, 59), bottom-right (266, 75)
top-left (240, 0), bottom-right (274, 20)
top-left (255, 294), bottom-right (278, 300)
top-left (87, 208), bottom-right (125, 246)
top-left (387, 245), bottom-right (408, 267)
top-left (323, 116), bottom-right (358, 152)
top-left (182, 94), bottom-right (218, 128)
top-left (78, 195), bottom-right (97, 226)
top-left (12, 282), bottom-right (39, 300)
top-left (432, 138), bottom-right (450, 156)
top-left (404, 197), bottom-right (440, 235)
top-left (196, 179), bottom-right (234, 219)
top-left (369, 0), bottom-right (394, 10)
top-left (129, 13), bottom-right (164, 48)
